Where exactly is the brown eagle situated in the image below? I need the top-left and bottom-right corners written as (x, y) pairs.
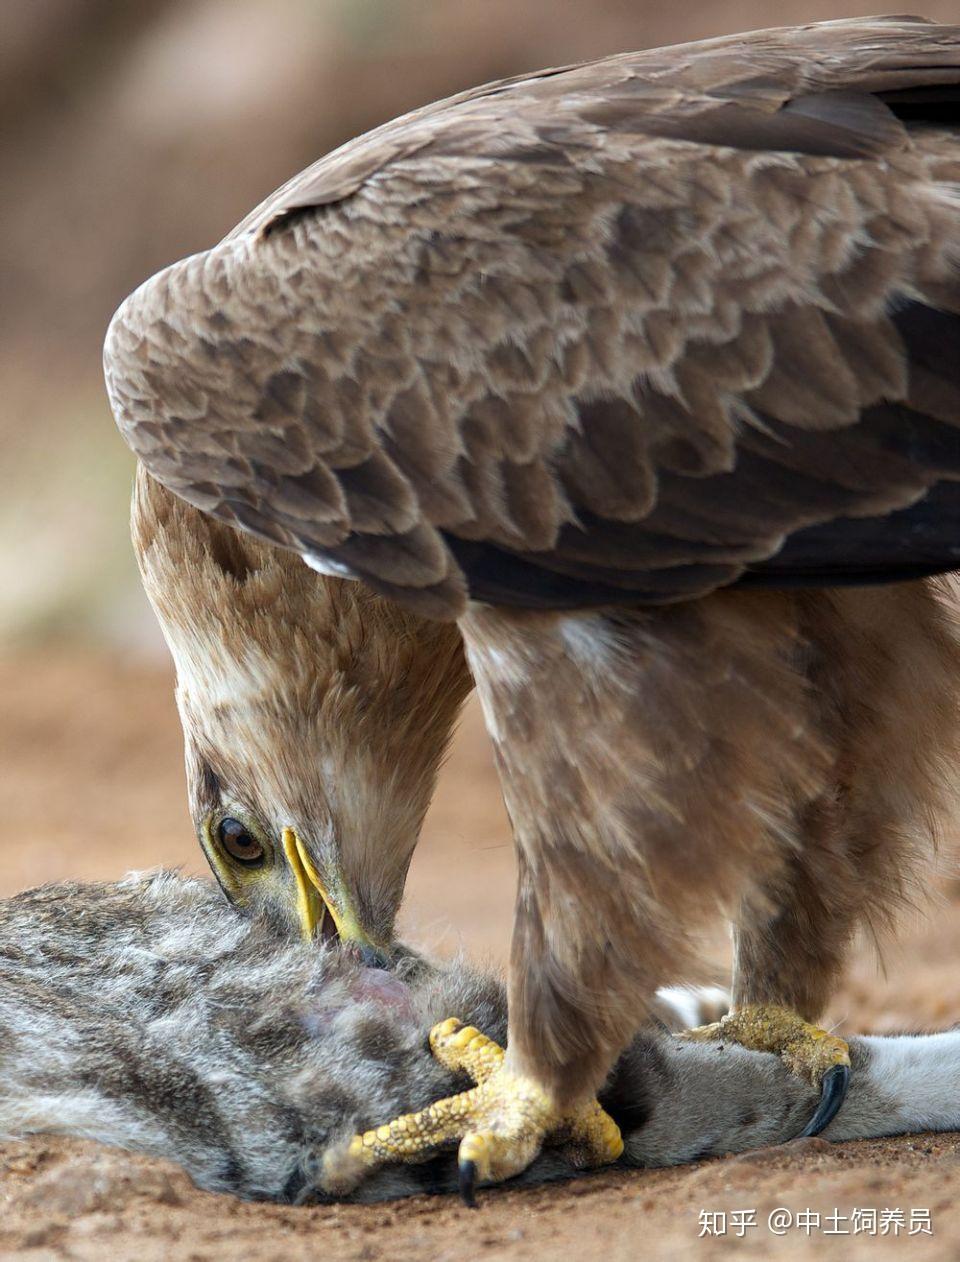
top-left (105, 17), bottom-right (960, 1200)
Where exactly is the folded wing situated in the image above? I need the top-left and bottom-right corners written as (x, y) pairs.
top-left (105, 17), bottom-right (960, 618)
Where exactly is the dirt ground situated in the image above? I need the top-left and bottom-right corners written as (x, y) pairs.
top-left (2, 644), bottom-right (960, 1260)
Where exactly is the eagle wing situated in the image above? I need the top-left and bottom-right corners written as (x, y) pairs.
top-left (105, 16), bottom-right (960, 619)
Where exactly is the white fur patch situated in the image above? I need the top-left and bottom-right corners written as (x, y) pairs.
top-left (856, 1030), bottom-right (960, 1133)
top-left (655, 986), bottom-right (730, 1030)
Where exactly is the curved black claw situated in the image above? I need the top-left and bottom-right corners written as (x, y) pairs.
top-left (458, 1157), bottom-right (479, 1208)
top-left (799, 1063), bottom-right (850, 1138)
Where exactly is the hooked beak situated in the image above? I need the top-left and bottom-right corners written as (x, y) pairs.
top-left (281, 828), bottom-right (384, 962)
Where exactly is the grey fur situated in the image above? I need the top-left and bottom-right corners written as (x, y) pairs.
top-left (0, 871), bottom-right (954, 1202)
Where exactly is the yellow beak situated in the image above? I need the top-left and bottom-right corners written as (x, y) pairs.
top-left (281, 827), bottom-right (377, 949)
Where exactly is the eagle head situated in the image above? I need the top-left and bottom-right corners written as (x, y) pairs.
top-left (131, 466), bottom-right (471, 957)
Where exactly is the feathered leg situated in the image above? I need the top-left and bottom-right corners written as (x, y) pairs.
top-left (469, 594), bottom-right (833, 1102)
top-left (323, 590), bottom-right (839, 1199)
top-left (690, 582), bottom-right (960, 1131)
top-left (736, 584), bottom-right (959, 1004)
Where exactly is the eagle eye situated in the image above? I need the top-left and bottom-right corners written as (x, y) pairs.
top-left (217, 817), bottom-right (266, 867)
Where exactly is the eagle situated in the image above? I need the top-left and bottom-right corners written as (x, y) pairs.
top-left (105, 16), bottom-right (960, 1202)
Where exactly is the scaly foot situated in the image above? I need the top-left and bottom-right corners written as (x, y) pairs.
top-left (320, 1017), bottom-right (623, 1205)
top-left (680, 1003), bottom-right (850, 1136)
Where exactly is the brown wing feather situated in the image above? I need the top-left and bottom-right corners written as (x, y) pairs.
top-left (105, 18), bottom-right (960, 619)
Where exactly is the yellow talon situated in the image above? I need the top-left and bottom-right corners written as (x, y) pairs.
top-left (319, 1017), bottom-right (622, 1201)
top-left (677, 1002), bottom-right (851, 1137)
top-left (680, 1004), bottom-right (850, 1075)
top-left (699, 1004), bottom-right (850, 1086)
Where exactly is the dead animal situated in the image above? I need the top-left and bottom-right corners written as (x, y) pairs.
top-left (0, 871), bottom-right (957, 1203)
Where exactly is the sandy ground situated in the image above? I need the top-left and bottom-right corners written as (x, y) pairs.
top-left (1, 644), bottom-right (960, 1260)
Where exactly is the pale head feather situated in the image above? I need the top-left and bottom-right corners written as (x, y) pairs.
top-left (131, 465), bottom-right (472, 940)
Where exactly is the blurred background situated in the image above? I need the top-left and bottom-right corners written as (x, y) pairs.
top-left (2, 1), bottom-right (958, 1025)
